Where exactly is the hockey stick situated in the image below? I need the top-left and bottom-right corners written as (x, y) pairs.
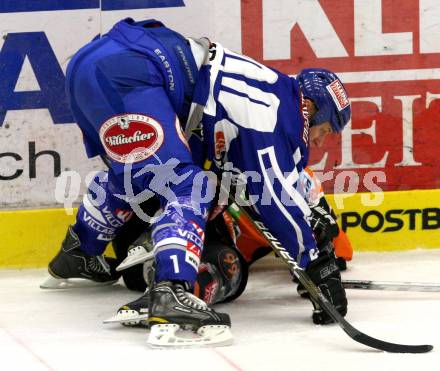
top-left (342, 279), bottom-right (440, 292)
top-left (226, 201), bottom-right (433, 353)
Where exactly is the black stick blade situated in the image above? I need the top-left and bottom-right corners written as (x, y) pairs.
top-left (315, 281), bottom-right (434, 354)
top-left (351, 331), bottom-right (433, 354)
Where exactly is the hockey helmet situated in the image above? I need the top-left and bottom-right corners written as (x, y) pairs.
top-left (296, 68), bottom-right (351, 133)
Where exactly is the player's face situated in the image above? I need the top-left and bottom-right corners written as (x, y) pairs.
top-left (304, 99), bottom-right (333, 147)
top-left (309, 122), bottom-right (333, 148)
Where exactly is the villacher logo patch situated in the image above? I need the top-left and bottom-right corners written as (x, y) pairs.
top-left (100, 113), bottom-right (164, 163)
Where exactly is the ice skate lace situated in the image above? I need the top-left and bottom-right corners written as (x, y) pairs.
top-left (175, 285), bottom-right (210, 311)
top-left (88, 255), bottom-right (111, 275)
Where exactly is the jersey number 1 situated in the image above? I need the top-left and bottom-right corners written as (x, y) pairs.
top-left (170, 254), bottom-right (180, 273)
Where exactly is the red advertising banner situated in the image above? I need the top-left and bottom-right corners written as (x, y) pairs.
top-left (241, 0), bottom-right (440, 192)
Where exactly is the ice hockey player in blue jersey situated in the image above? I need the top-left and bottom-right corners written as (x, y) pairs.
top-left (43, 18), bottom-right (351, 346)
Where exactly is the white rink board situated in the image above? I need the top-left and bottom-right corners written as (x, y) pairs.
top-left (1, 250), bottom-right (440, 371)
top-left (2, 1), bottom-right (440, 208)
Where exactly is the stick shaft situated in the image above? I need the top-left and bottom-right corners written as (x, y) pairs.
top-left (343, 279), bottom-right (440, 292)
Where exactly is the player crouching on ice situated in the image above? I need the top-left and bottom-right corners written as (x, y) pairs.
top-left (109, 165), bottom-right (353, 326)
top-left (42, 18), bottom-right (351, 347)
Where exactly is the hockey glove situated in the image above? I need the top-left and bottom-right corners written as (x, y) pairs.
top-left (296, 240), bottom-right (335, 298)
top-left (305, 254), bottom-right (348, 325)
top-left (310, 197), bottom-right (339, 248)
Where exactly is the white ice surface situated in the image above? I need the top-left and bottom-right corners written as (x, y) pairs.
top-left (1, 250), bottom-right (440, 371)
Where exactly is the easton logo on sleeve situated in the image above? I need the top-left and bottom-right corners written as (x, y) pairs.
top-left (326, 80), bottom-right (350, 111)
top-left (99, 114), bottom-right (164, 163)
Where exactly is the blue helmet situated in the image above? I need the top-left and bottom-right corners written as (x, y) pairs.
top-left (296, 68), bottom-right (351, 133)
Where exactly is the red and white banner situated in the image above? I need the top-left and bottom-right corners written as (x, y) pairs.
top-left (241, 0), bottom-right (440, 192)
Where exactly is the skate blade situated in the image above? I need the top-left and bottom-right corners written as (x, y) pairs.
top-left (147, 324), bottom-right (233, 348)
top-left (116, 247), bottom-right (154, 271)
top-left (103, 310), bottom-right (149, 326)
top-left (40, 275), bottom-right (118, 290)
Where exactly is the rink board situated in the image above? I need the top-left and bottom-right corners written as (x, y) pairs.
top-left (0, 188), bottom-right (439, 268)
top-left (1, 1), bottom-right (439, 271)
top-left (1, 1), bottom-right (440, 209)
top-left (0, 208), bottom-right (115, 268)
top-left (328, 188), bottom-right (440, 253)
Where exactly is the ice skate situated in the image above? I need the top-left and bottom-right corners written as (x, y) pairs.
top-left (147, 281), bottom-right (233, 348)
top-left (103, 289), bottom-right (150, 326)
top-left (40, 226), bottom-right (120, 289)
top-left (116, 230), bottom-right (154, 271)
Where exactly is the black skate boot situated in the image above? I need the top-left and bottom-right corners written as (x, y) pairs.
top-left (40, 226), bottom-right (120, 289)
top-left (147, 281), bottom-right (233, 347)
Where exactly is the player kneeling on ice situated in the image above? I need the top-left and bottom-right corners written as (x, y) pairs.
top-left (43, 18), bottom-right (351, 346)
